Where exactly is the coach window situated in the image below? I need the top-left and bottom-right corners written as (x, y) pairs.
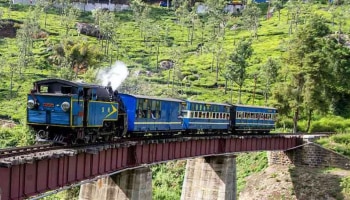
top-left (142, 99), bottom-right (149, 118)
top-left (137, 99), bottom-right (145, 118)
top-left (251, 113), bottom-right (255, 119)
top-left (227, 113), bottom-right (230, 119)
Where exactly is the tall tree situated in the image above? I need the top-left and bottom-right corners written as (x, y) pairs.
top-left (242, 3), bottom-right (261, 39)
top-left (130, 0), bottom-right (150, 40)
top-left (272, 0), bottom-right (283, 21)
top-left (61, 3), bottom-right (80, 37)
top-left (175, 0), bottom-right (198, 45)
top-left (92, 9), bottom-right (117, 55)
top-left (16, 7), bottom-right (41, 75)
top-left (274, 15), bottom-right (331, 133)
top-left (228, 39), bottom-right (253, 104)
top-left (259, 57), bottom-right (279, 105)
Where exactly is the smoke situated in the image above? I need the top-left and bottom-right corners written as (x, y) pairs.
top-left (97, 61), bottom-right (129, 90)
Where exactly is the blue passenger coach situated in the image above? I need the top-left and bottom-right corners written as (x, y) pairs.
top-left (231, 105), bottom-right (277, 133)
top-left (118, 94), bottom-right (184, 134)
top-left (181, 100), bottom-right (231, 133)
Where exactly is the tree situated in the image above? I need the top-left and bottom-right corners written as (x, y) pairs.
top-left (274, 15), bottom-right (331, 133)
top-left (242, 3), bottom-right (261, 39)
top-left (272, 0), bottom-right (283, 21)
top-left (175, 0), bottom-right (198, 45)
top-left (61, 3), bottom-right (80, 37)
top-left (227, 39), bottom-right (253, 104)
top-left (92, 9), bottom-right (117, 55)
top-left (35, 0), bottom-right (53, 28)
top-left (259, 57), bottom-right (279, 105)
top-left (323, 35), bottom-right (350, 117)
top-left (130, 0), bottom-right (150, 40)
top-left (16, 7), bottom-right (41, 75)
top-left (52, 37), bottom-right (103, 78)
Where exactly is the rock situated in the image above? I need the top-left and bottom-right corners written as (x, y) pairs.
top-left (76, 22), bottom-right (101, 38)
top-left (159, 60), bottom-right (174, 70)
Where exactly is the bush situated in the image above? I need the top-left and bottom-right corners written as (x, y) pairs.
top-left (341, 177), bottom-right (350, 196)
top-left (309, 116), bottom-right (350, 133)
top-left (0, 124), bottom-right (34, 148)
top-left (316, 133), bottom-right (350, 156)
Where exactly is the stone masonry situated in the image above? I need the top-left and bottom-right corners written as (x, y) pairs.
top-left (79, 167), bottom-right (152, 200)
top-left (268, 142), bottom-right (350, 169)
top-left (181, 155), bottom-right (237, 200)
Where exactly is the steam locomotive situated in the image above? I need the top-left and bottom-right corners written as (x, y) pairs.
top-left (26, 79), bottom-right (277, 144)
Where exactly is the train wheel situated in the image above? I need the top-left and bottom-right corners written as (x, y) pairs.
top-left (91, 135), bottom-right (97, 143)
top-left (103, 135), bottom-right (110, 142)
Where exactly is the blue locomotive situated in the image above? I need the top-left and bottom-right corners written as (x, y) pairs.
top-left (27, 79), bottom-right (277, 144)
top-left (27, 79), bottom-right (126, 144)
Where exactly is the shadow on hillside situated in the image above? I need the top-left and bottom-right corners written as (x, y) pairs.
top-left (289, 166), bottom-right (344, 200)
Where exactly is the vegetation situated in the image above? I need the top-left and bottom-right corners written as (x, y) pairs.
top-left (236, 152), bottom-right (268, 193)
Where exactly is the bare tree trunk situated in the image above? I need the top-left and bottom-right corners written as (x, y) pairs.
top-left (293, 108), bottom-right (299, 133)
top-left (156, 40), bottom-right (160, 71)
top-left (238, 85), bottom-right (242, 104)
top-left (306, 109), bottom-right (312, 133)
top-left (10, 69), bottom-right (13, 99)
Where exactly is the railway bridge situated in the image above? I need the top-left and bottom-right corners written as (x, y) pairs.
top-left (0, 134), bottom-right (345, 200)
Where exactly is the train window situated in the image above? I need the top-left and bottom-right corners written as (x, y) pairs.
top-left (190, 112), bottom-right (194, 118)
top-left (227, 114), bottom-right (230, 119)
top-left (151, 101), bottom-right (156, 110)
top-left (206, 112), bottom-right (209, 118)
top-left (251, 113), bottom-right (256, 119)
top-left (143, 100), bottom-right (148, 110)
top-left (61, 86), bottom-right (72, 94)
top-left (137, 109), bottom-right (145, 118)
top-left (39, 85), bottom-right (49, 93)
top-left (199, 112), bottom-right (202, 118)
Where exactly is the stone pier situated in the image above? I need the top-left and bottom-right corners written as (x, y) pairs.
top-left (181, 155), bottom-right (237, 200)
top-left (79, 167), bottom-right (152, 200)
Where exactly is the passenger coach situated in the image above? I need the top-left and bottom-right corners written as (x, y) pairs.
top-left (118, 94), bottom-right (184, 134)
top-left (231, 105), bottom-right (277, 134)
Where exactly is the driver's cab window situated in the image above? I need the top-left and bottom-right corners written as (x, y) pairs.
top-left (61, 86), bottom-right (72, 94)
top-left (39, 85), bottom-right (48, 93)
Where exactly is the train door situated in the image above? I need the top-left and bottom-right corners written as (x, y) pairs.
top-left (230, 106), bottom-right (236, 133)
top-left (83, 88), bottom-right (89, 128)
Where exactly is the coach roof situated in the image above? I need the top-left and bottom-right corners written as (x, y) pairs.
top-left (34, 78), bottom-right (104, 88)
top-left (119, 93), bottom-right (184, 103)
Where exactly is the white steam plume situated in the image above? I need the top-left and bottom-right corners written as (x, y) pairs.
top-left (97, 61), bottom-right (129, 90)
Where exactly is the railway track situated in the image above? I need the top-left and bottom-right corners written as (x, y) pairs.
top-left (0, 143), bottom-right (56, 159)
top-left (0, 132), bottom-right (332, 160)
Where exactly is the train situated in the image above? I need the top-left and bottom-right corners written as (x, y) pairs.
top-left (26, 78), bottom-right (277, 144)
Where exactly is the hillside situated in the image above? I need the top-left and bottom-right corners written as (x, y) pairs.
top-left (239, 165), bottom-right (350, 199)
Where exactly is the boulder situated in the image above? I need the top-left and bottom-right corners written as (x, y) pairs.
top-left (76, 22), bottom-right (101, 38)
